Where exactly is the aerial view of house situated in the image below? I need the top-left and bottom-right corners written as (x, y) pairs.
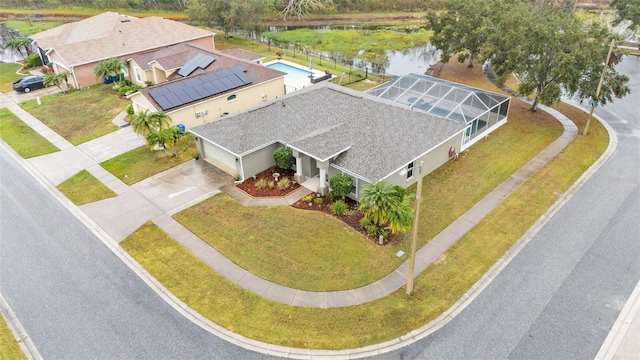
top-left (30, 11), bottom-right (215, 88)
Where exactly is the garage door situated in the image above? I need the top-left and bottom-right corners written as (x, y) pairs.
top-left (202, 141), bottom-right (237, 174)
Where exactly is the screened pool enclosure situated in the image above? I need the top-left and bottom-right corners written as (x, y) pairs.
top-left (367, 73), bottom-right (510, 149)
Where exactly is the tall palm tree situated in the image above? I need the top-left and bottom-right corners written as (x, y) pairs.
top-left (93, 57), bottom-right (127, 82)
top-left (357, 181), bottom-right (403, 228)
top-left (6, 37), bottom-right (32, 57)
top-left (130, 110), bottom-right (172, 136)
top-left (145, 127), bottom-right (186, 157)
top-left (43, 72), bottom-right (69, 92)
top-left (387, 195), bottom-right (414, 234)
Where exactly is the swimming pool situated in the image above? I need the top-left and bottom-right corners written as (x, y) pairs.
top-left (267, 61), bottom-right (313, 81)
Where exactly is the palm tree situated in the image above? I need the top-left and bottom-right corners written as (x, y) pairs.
top-left (357, 181), bottom-right (403, 228)
top-left (43, 72), bottom-right (69, 92)
top-left (6, 37), bottom-right (32, 57)
top-left (130, 110), bottom-right (172, 136)
top-left (93, 57), bottom-right (127, 83)
top-left (145, 127), bottom-right (186, 157)
top-left (387, 195), bottom-right (414, 234)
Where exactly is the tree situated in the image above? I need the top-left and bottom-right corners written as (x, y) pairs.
top-left (43, 72), bottom-right (69, 92)
top-left (93, 57), bottom-right (127, 82)
top-left (187, 0), bottom-right (265, 39)
top-left (274, 0), bottom-right (334, 21)
top-left (483, 4), bottom-right (630, 112)
top-left (358, 181), bottom-right (405, 230)
top-left (145, 127), bottom-right (186, 157)
top-left (328, 174), bottom-right (353, 198)
top-left (386, 193), bottom-right (414, 234)
top-left (130, 110), bottom-right (172, 136)
top-left (273, 147), bottom-right (294, 170)
top-left (610, 0), bottom-right (640, 31)
top-left (426, 0), bottom-right (497, 68)
top-left (6, 37), bottom-right (32, 57)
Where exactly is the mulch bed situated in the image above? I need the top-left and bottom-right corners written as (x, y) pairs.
top-left (291, 193), bottom-right (402, 245)
top-left (235, 168), bottom-right (300, 197)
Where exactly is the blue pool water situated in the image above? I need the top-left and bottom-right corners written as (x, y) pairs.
top-left (267, 62), bottom-right (313, 80)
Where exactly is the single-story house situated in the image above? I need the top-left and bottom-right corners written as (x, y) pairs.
top-left (30, 12), bottom-right (215, 89)
top-left (127, 44), bottom-right (286, 130)
top-left (190, 82), bottom-right (471, 199)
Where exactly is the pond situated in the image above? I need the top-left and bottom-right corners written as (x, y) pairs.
top-left (237, 24), bottom-right (442, 77)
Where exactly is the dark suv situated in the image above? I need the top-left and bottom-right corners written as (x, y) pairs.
top-left (13, 75), bottom-right (45, 93)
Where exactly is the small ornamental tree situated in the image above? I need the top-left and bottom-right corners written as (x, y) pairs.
top-left (273, 147), bottom-right (294, 170)
top-left (329, 174), bottom-right (353, 199)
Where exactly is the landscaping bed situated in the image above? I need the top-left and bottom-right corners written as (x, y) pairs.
top-left (235, 167), bottom-right (300, 197)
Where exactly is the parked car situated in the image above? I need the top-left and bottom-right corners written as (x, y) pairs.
top-left (13, 75), bottom-right (45, 93)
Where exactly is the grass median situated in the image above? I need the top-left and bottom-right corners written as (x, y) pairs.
top-left (56, 169), bottom-right (117, 206)
top-left (0, 63), bottom-right (25, 93)
top-left (0, 107), bottom-right (59, 158)
top-left (0, 316), bottom-right (25, 360)
top-left (19, 84), bottom-right (125, 145)
top-left (100, 135), bottom-right (197, 185)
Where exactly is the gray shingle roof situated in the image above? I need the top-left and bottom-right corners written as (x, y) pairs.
top-left (191, 83), bottom-right (467, 182)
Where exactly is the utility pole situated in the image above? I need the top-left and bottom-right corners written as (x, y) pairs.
top-left (584, 39), bottom-right (615, 136)
top-left (406, 161), bottom-right (424, 295)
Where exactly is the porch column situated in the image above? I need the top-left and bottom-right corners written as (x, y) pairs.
top-left (317, 160), bottom-right (329, 195)
top-left (292, 150), bottom-right (305, 183)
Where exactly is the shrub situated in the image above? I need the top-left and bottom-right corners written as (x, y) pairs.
top-left (144, 80), bottom-right (153, 87)
top-left (23, 54), bottom-right (42, 68)
top-left (329, 174), bottom-right (354, 198)
top-left (365, 224), bottom-right (378, 237)
top-left (255, 179), bottom-right (267, 189)
top-left (125, 104), bottom-right (134, 115)
top-left (360, 217), bottom-right (371, 228)
top-left (301, 194), bottom-right (315, 202)
top-left (277, 177), bottom-right (291, 190)
top-left (314, 197), bottom-right (324, 206)
top-left (112, 84), bottom-right (121, 91)
top-left (273, 147), bottom-right (294, 170)
top-left (331, 200), bottom-right (347, 215)
top-left (118, 86), bottom-right (132, 96)
top-left (268, 181), bottom-right (275, 189)
top-left (325, 191), bottom-right (339, 202)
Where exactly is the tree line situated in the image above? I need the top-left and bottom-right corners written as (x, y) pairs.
top-left (428, 0), bottom-right (634, 112)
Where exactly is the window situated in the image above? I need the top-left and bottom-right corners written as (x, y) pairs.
top-left (227, 94), bottom-right (237, 102)
top-left (134, 67), bottom-right (141, 82)
top-left (406, 162), bottom-right (414, 179)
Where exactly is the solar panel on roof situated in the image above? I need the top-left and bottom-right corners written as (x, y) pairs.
top-left (148, 65), bottom-right (252, 111)
top-left (177, 53), bottom-right (215, 77)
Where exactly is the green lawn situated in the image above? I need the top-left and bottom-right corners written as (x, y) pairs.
top-left (173, 193), bottom-right (399, 291)
top-left (19, 85), bottom-right (125, 145)
top-left (0, 316), bottom-right (25, 360)
top-left (0, 63), bottom-right (24, 93)
top-left (1, 20), bottom-right (66, 36)
top-left (57, 169), bottom-right (117, 206)
top-left (100, 135), bottom-right (197, 185)
top-left (0, 108), bottom-right (59, 158)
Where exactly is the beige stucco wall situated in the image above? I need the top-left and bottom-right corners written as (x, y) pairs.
top-left (165, 78), bottom-right (285, 129)
top-left (128, 92), bottom-right (157, 113)
top-left (240, 143), bottom-right (279, 179)
top-left (72, 62), bottom-right (101, 88)
top-left (384, 132), bottom-right (464, 189)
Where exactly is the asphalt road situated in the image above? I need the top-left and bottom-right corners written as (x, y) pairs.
top-left (375, 56), bottom-right (640, 359)
top-left (0, 57), bottom-right (637, 359)
top-left (0, 149), bottom-right (269, 359)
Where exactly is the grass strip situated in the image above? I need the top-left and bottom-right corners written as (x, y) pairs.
top-left (56, 169), bottom-right (117, 206)
top-left (174, 193), bottom-right (399, 291)
top-left (0, 108), bottom-right (59, 158)
top-left (0, 315), bottom-right (25, 360)
top-left (19, 85), bottom-right (125, 145)
top-left (100, 135), bottom-right (197, 185)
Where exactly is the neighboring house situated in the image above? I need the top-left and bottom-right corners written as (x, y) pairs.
top-left (367, 73), bottom-right (511, 151)
top-left (189, 82), bottom-right (471, 199)
top-left (127, 44), bottom-right (286, 130)
top-left (30, 12), bottom-right (215, 89)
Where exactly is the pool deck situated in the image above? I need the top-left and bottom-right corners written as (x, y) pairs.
top-left (264, 59), bottom-right (330, 93)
